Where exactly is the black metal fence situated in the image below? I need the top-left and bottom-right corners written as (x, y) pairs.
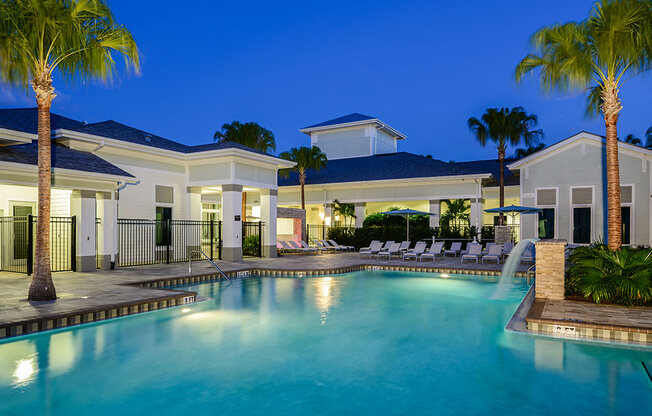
top-left (117, 219), bottom-right (222, 267)
top-left (0, 215), bottom-right (75, 274)
top-left (242, 221), bottom-right (263, 258)
top-left (307, 224), bottom-right (330, 244)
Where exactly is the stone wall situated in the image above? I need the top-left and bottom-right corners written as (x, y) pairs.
top-left (534, 239), bottom-right (567, 300)
top-left (277, 207), bottom-right (306, 240)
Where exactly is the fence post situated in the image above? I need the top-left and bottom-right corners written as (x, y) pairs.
top-left (218, 220), bottom-right (222, 260)
top-left (27, 215), bottom-right (34, 275)
top-left (258, 221), bottom-right (263, 258)
top-left (165, 218), bottom-right (171, 264)
top-left (210, 219), bottom-right (214, 260)
top-left (70, 215), bottom-right (77, 272)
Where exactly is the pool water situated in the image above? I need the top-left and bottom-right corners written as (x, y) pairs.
top-left (0, 271), bottom-right (650, 415)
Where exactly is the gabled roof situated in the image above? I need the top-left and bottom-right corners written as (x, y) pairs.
top-left (302, 113), bottom-right (376, 129)
top-left (299, 112), bottom-right (407, 139)
top-left (0, 142), bottom-right (134, 178)
top-left (0, 107), bottom-right (85, 134)
top-left (454, 158), bottom-right (519, 187)
top-left (278, 152), bottom-right (488, 186)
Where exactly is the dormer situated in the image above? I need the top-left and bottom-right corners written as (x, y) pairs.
top-left (299, 113), bottom-right (406, 160)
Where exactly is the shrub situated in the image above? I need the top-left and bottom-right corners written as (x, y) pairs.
top-left (242, 235), bottom-right (260, 256)
top-left (566, 243), bottom-right (652, 306)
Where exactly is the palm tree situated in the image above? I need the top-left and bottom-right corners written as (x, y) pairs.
top-left (333, 199), bottom-right (356, 227)
top-left (0, 0), bottom-right (139, 300)
top-left (278, 146), bottom-right (327, 210)
top-left (214, 121), bottom-right (276, 153)
top-left (515, 0), bottom-right (652, 250)
top-left (468, 107), bottom-right (543, 224)
top-left (646, 126), bottom-right (652, 148)
top-left (514, 142), bottom-right (546, 158)
top-left (440, 199), bottom-right (470, 229)
top-left (622, 134), bottom-right (642, 146)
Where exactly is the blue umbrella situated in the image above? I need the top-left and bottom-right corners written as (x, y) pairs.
top-left (379, 209), bottom-right (436, 240)
top-left (484, 205), bottom-right (541, 223)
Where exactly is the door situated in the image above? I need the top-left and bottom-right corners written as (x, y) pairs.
top-left (9, 202), bottom-right (35, 265)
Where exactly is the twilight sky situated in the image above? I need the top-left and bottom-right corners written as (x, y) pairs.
top-left (1, 0), bottom-right (650, 161)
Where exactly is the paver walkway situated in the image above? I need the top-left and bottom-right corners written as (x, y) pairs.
top-left (528, 299), bottom-right (652, 330)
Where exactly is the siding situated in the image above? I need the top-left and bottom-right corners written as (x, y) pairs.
top-left (312, 128), bottom-right (370, 160)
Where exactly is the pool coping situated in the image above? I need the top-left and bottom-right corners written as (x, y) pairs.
top-left (0, 264), bottom-right (528, 340)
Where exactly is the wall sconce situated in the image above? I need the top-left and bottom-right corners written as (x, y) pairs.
top-left (324, 216), bottom-right (332, 226)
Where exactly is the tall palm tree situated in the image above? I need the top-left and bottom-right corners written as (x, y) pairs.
top-left (332, 199), bottom-right (356, 227)
top-left (440, 199), bottom-right (470, 228)
top-left (622, 134), bottom-right (642, 146)
top-left (646, 126), bottom-right (652, 148)
top-left (0, 0), bottom-right (139, 300)
top-left (468, 107), bottom-right (543, 224)
top-left (278, 146), bottom-right (327, 210)
top-left (214, 121), bottom-right (276, 153)
top-left (515, 0), bottom-right (652, 250)
top-left (514, 142), bottom-right (546, 159)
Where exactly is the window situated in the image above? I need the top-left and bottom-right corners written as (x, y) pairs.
top-left (573, 207), bottom-right (591, 244)
top-left (156, 207), bottom-right (172, 246)
top-left (538, 208), bottom-right (555, 239)
top-left (536, 189), bottom-right (556, 206)
top-left (155, 185), bottom-right (174, 204)
top-left (621, 206), bottom-right (631, 245)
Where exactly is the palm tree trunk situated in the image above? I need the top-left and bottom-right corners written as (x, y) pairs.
top-left (28, 89), bottom-right (57, 301)
top-left (299, 172), bottom-right (306, 210)
top-left (498, 149), bottom-right (505, 226)
top-left (602, 80), bottom-right (622, 250)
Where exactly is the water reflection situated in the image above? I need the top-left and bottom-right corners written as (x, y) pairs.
top-left (13, 358), bottom-right (36, 386)
top-left (313, 277), bottom-right (342, 325)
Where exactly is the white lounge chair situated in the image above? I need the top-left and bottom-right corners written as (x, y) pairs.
top-left (502, 243), bottom-right (514, 259)
top-left (403, 242), bottom-right (426, 261)
top-left (397, 241), bottom-right (411, 252)
top-left (419, 241), bottom-right (445, 261)
top-left (460, 242), bottom-right (479, 256)
top-left (315, 240), bottom-right (336, 252)
top-left (359, 241), bottom-right (383, 258)
top-left (377, 241), bottom-right (395, 254)
top-left (482, 243), bottom-right (503, 264)
top-left (444, 242), bottom-right (462, 257)
top-left (290, 240), bottom-right (317, 253)
top-left (520, 246), bottom-right (535, 264)
top-left (329, 239), bottom-right (354, 251)
top-left (461, 244), bottom-right (482, 263)
top-left (278, 240), bottom-right (297, 253)
top-left (360, 240), bottom-right (381, 252)
top-left (377, 242), bottom-right (401, 259)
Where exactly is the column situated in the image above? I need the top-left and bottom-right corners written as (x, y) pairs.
top-left (185, 186), bottom-right (202, 220)
top-left (429, 200), bottom-right (440, 228)
top-left (70, 190), bottom-right (96, 272)
top-left (260, 189), bottom-right (278, 257)
top-left (354, 202), bottom-right (366, 228)
top-left (221, 184), bottom-right (243, 261)
top-left (470, 198), bottom-right (484, 237)
top-left (535, 240), bottom-right (567, 300)
top-left (96, 192), bottom-right (116, 270)
top-left (324, 203), bottom-right (334, 226)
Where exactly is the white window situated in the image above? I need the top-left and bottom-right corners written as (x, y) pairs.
top-left (570, 187), bottom-right (593, 244)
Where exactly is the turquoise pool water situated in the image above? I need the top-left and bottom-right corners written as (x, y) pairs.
top-left (0, 271), bottom-right (650, 415)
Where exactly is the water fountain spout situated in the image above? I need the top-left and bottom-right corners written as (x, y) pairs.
top-left (491, 238), bottom-right (539, 299)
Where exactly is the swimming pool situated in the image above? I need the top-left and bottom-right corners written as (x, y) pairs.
top-left (0, 271), bottom-right (650, 415)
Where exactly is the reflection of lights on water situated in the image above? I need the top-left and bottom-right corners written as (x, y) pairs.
top-left (315, 277), bottom-right (339, 325)
top-left (440, 273), bottom-right (450, 278)
top-left (182, 308), bottom-right (191, 313)
top-left (13, 359), bottom-right (36, 385)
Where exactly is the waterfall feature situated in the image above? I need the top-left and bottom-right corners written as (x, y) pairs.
top-left (491, 238), bottom-right (538, 299)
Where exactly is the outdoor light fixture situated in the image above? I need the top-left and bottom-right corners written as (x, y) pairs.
top-left (324, 216), bottom-right (332, 226)
top-left (319, 212), bottom-right (325, 220)
top-left (440, 273), bottom-right (450, 278)
top-left (182, 308), bottom-right (191, 313)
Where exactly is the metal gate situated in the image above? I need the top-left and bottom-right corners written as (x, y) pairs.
top-left (0, 215), bottom-right (75, 274)
top-left (242, 221), bottom-right (263, 258)
top-left (117, 219), bottom-right (222, 267)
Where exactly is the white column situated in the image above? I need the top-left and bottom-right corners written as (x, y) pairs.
top-left (185, 186), bottom-right (202, 220)
top-left (429, 200), bottom-right (440, 228)
top-left (70, 190), bottom-right (96, 272)
top-left (324, 203), bottom-right (334, 227)
top-left (354, 202), bottom-right (366, 228)
top-left (260, 189), bottom-right (278, 257)
top-left (221, 184), bottom-right (243, 261)
top-left (96, 192), bottom-right (116, 270)
top-left (470, 198), bottom-right (484, 238)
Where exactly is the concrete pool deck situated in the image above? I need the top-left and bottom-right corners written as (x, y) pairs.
top-left (0, 253), bottom-right (526, 339)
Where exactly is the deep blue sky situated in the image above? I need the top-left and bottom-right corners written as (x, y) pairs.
top-left (1, 0), bottom-right (650, 161)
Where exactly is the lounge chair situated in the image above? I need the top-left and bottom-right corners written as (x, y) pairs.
top-left (484, 242), bottom-right (497, 253)
top-left (377, 242), bottom-right (401, 259)
top-left (314, 240), bottom-right (334, 252)
top-left (329, 240), bottom-right (354, 252)
top-left (502, 243), bottom-right (514, 259)
top-left (482, 243), bottom-right (503, 264)
top-left (377, 241), bottom-right (395, 254)
top-left (319, 240), bottom-right (342, 251)
top-left (289, 240), bottom-right (317, 253)
top-left (520, 246), bottom-right (535, 264)
top-left (460, 242), bottom-right (479, 256)
top-left (419, 241), bottom-right (445, 261)
top-left (461, 244), bottom-right (483, 263)
top-left (304, 240), bottom-right (328, 253)
top-left (397, 241), bottom-right (411, 252)
top-left (359, 241), bottom-right (383, 258)
top-left (444, 242), bottom-right (462, 257)
top-left (360, 240), bottom-right (381, 252)
top-left (279, 240), bottom-right (301, 253)
top-left (403, 242), bottom-right (426, 261)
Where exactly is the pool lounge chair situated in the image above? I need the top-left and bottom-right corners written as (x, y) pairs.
top-left (289, 240), bottom-right (317, 253)
top-left (460, 242), bottom-right (479, 256)
top-left (482, 243), bottom-right (503, 264)
top-left (314, 240), bottom-right (335, 252)
top-left (502, 243), bottom-right (514, 259)
top-left (329, 240), bottom-right (354, 252)
top-left (419, 241), bottom-right (445, 261)
top-left (303, 240), bottom-right (328, 253)
top-left (279, 240), bottom-right (301, 253)
top-left (460, 244), bottom-right (483, 263)
top-left (360, 240), bottom-right (381, 252)
top-left (444, 242), bottom-right (462, 257)
top-left (377, 242), bottom-right (401, 259)
top-left (359, 241), bottom-right (383, 258)
top-left (377, 241), bottom-right (395, 254)
top-left (520, 246), bottom-right (535, 264)
top-left (319, 240), bottom-right (342, 251)
top-left (403, 242), bottom-right (426, 261)
top-left (397, 241), bottom-right (411, 252)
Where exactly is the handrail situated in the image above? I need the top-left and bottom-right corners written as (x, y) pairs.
top-left (189, 250), bottom-right (232, 283)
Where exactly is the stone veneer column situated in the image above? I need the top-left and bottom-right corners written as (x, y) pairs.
top-left (96, 192), bottom-right (115, 270)
top-left (354, 203), bottom-right (366, 228)
top-left (535, 239), bottom-right (567, 300)
top-left (260, 189), bottom-right (278, 258)
top-left (70, 190), bottom-right (96, 272)
top-left (221, 184), bottom-right (243, 261)
top-left (428, 200), bottom-right (440, 228)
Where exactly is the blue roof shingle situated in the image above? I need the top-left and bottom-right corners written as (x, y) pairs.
top-left (302, 113), bottom-right (376, 129)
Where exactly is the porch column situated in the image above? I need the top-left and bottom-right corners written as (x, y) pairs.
top-left (96, 192), bottom-right (116, 270)
top-left (260, 189), bottom-right (278, 257)
top-left (354, 202), bottom-right (366, 228)
top-left (429, 200), bottom-right (440, 228)
top-left (221, 184), bottom-right (243, 261)
top-left (70, 190), bottom-right (96, 272)
top-left (325, 203), bottom-right (335, 226)
top-left (185, 186), bottom-right (202, 220)
top-left (470, 198), bottom-right (484, 234)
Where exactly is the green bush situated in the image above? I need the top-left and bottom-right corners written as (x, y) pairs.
top-left (566, 243), bottom-right (652, 306)
top-left (242, 235), bottom-right (260, 256)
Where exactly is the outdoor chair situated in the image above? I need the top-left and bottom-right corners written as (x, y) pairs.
top-left (360, 240), bottom-right (381, 252)
top-left (314, 240), bottom-right (334, 252)
top-left (377, 242), bottom-right (402, 259)
top-left (502, 243), bottom-right (514, 259)
top-left (304, 240), bottom-right (327, 253)
top-left (319, 240), bottom-right (342, 251)
top-left (482, 243), bottom-right (503, 264)
top-left (419, 241), bottom-right (445, 261)
top-left (444, 242), bottom-right (462, 257)
top-left (377, 241), bottom-right (395, 254)
top-left (289, 240), bottom-right (317, 253)
top-left (520, 246), bottom-right (535, 264)
top-left (329, 239), bottom-right (354, 251)
top-left (483, 242), bottom-right (497, 253)
top-left (403, 242), bottom-right (427, 261)
top-left (397, 241), bottom-right (411, 252)
top-left (460, 244), bottom-right (483, 263)
top-left (460, 242), bottom-right (479, 256)
top-left (279, 240), bottom-right (300, 253)
top-left (359, 241), bottom-right (384, 258)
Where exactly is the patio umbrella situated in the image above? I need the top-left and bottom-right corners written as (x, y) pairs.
top-left (484, 205), bottom-right (541, 223)
top-left (379, 209), bottom-right (436, 241)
